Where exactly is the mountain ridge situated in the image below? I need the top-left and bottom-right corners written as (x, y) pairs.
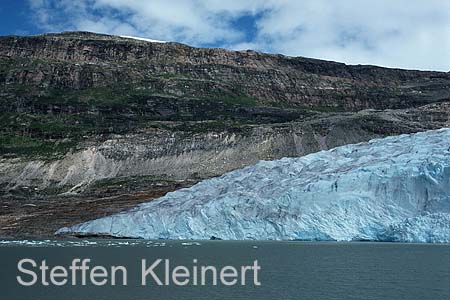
top-left (5, 31), bottom-right (449, 72)
top-left (2, 31), bottom-right (450, 112)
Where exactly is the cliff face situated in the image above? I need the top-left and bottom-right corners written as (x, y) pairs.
top-left (1, 31), bottom-right (450, 111)
top-left (1, 32), bottom-right (450, 237)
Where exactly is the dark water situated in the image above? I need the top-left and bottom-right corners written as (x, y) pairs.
top-left (1, 240), bottom-right (449, 300)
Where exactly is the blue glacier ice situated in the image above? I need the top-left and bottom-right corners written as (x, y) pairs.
top-left (57, 129), bottom-right (450, 243)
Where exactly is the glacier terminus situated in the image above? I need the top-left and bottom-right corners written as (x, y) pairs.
top-left (57, 129), bottom-right (450, 243)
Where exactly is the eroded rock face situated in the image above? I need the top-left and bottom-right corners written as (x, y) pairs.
top-left (57, 129), bottom-right (450, 243)
top-left (0, 121), bottom-right (351, 192)
top-left (1, 31), bottom-right (450, 110)
top-left (3, 105), bottom-right (449, 193)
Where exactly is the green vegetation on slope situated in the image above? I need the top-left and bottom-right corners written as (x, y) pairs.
top-left (0, 81), bottom-right (309, 158)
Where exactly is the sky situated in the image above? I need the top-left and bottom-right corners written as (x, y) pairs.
top-left (1, 0), bottom-right (450, 71)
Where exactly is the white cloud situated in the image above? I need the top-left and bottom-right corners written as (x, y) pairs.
top-left (28, 0), bottom-right (450, 71)
top-left (245, 0), bottom-right (450, 71)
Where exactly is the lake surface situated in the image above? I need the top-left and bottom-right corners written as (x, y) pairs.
top-left (1, 240), bottom-right (449, 300)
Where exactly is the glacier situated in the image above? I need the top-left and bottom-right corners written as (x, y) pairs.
top-left (57, 129), bottom-right (450, 243)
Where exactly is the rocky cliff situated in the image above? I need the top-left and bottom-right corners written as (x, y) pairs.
top-left (1, 32), bottom-right (450, 111)
top-left (0, 32), bottom-right (449, 237)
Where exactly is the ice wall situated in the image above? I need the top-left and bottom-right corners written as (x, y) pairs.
top-left (57, 129), bottom-right (450, 242)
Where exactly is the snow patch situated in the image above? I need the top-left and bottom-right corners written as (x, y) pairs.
top-left (120, 35), bottom-right (166, 43)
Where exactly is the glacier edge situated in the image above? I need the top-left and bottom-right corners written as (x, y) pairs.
top-left (57, 128), bottom-right (450, 243)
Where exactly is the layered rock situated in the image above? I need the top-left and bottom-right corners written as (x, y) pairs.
top-left (1, 31), bottom-right (450, 110)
